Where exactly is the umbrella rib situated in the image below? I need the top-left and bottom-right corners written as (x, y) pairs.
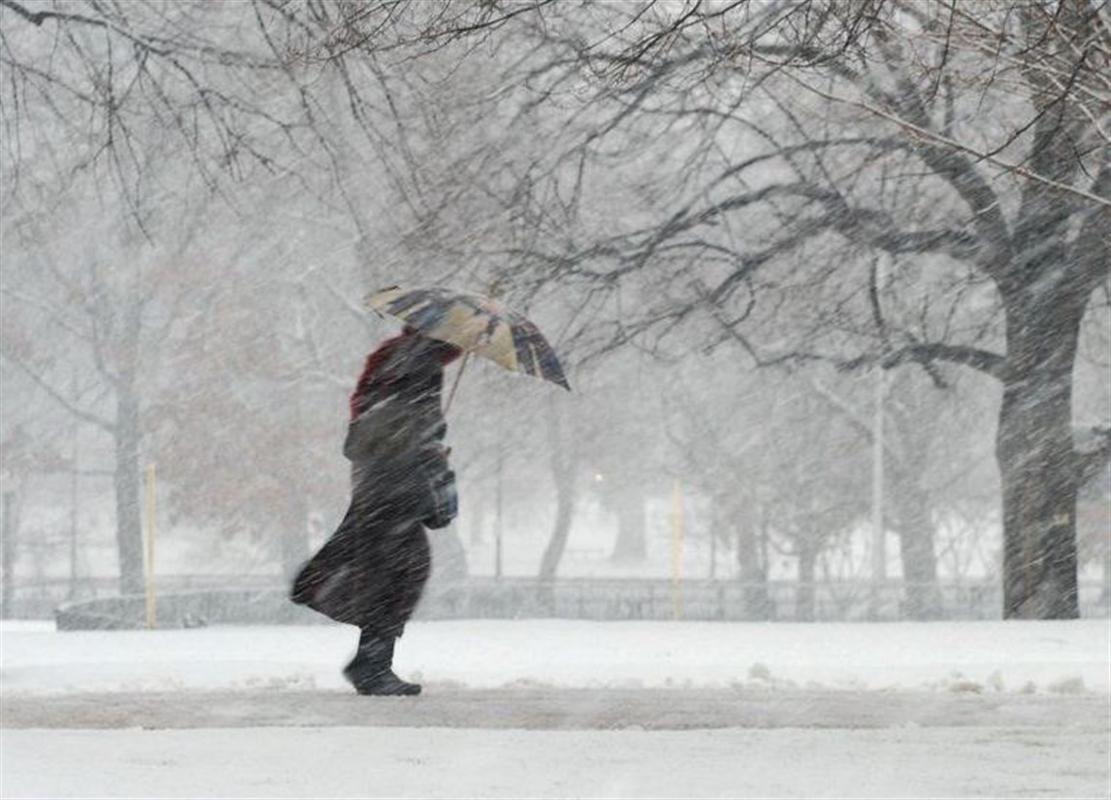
top-left (443, 351), bottom-right (471, 416)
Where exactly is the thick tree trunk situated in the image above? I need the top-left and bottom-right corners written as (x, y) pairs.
top-left (997, 305), bottom-right (1083, 619)
top-left (609, 483), bottom-right (647, 563)
top-left (896, 485), bottom-right (942, 620)
top-left (735, 525), bottom-right (771, 619)
top-left (114, 388), bottom-right (145, 596)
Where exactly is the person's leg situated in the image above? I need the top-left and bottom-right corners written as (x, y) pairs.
top-left (343, 525), bottom-right (431, 696)
top-left (344, 626), bottom-right (421, 696)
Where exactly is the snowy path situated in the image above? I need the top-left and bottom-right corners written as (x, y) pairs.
top-left (3, 723), bottom-right (1107, 799)
top-left (3, 620), bottom-right (1108, 797)
top-left (4, 689), bottom-right (1107, 798)
top-left (2, 687), bottom-right (1105, 730)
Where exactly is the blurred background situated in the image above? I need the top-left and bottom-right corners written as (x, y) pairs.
top-left (1, 0), bottom-right (1108, 627)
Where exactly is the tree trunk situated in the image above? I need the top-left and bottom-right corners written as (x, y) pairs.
top-left (538, 459), bottom-right (577, 583)
top-left (796, 546), bottom-right (816, 622)
top-left (736, 525), bottom-right (770, 619)
top-left (114, 387), bottom-right (145, 596)
top-left (896, 484), bottom-right (942, 620)
top-left (997, 302), bottom-right (1083, 619)
top-left (609, 483), bottom-right (647, 563)
top-left (538, 404), bottom-right (577, 590)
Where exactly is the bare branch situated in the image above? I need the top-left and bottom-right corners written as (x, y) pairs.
top-left (0, 348), bottom-right (115, 433)
top-left (844, 342), bottom-right (1007, 379)
top-left (783, 70), bottom-right (1111, 211)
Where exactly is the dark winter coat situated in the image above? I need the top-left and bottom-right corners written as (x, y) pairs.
top-left (291, 338), bottom-right (458, 637)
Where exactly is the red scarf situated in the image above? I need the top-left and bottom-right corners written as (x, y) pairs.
top-left (349, 330), bottom-right (462, 419)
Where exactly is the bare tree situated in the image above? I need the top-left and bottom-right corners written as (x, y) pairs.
top-left (156, 264), bottom-right (351, 580)
top-left (5, 0), bottom-right (1107, 621)
top-left (664, 359), bottom-right (871, 620)
top-left (0, 0), bottom-right (506, 587)
top-left (419, 0), bottom-right (1111, 619)
top-left (1, 193), bottom-right (210, 594)
top-left (807, 364), bottom-right (999, 618)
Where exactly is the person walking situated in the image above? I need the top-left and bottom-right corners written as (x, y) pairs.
top-left (291, 327), bottom-right (461, 696)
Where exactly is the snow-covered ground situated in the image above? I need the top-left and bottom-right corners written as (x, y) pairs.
top-left (4, 725), bottom-right (1107, 799)
top-left (3, 619), bottom-right (1108, 798)
top-left (2, 618), bottom-right (1107, 694)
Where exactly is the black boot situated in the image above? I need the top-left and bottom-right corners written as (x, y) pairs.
top-left (343, 631), bottom-right (421, 696)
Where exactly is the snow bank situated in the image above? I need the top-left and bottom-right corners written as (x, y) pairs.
top-left (2, 619), bottom-right (1106, 695)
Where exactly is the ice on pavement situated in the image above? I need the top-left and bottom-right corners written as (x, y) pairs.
top-left (2, 618), bottom-right (1105, 695)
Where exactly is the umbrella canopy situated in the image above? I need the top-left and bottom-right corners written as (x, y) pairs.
top-left (366, 286), bottom-right (570, 391)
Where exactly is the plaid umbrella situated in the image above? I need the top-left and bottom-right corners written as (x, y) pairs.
top-left (366, 286), bottom-right (571, 396)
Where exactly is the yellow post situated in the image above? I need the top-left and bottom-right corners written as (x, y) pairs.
top-left (144, 463), bottom-right (157, 629)
top-left (671, 479), bottom-right (684, 620)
